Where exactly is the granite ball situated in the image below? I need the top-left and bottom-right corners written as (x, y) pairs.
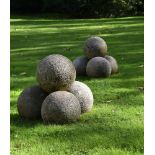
top-left (84, 36), bottom-right (108, 59)
top-left (36, 54), bottom-right (76, 92)
top-left (67, 81), bottom-right (93, 113)
top-left (73, 56), bottom-right (89, 76)
top-left (41, 91), bottom-right (81, 124)
top-left (17, 85), bottom-right (48, 119)
top-left (86, 57), bottom-right (111, 77)
top-left (105, 55), bottom-right (118, 74)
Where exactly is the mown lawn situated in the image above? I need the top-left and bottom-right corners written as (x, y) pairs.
top-left (10, 16), bottom-right (144, 155)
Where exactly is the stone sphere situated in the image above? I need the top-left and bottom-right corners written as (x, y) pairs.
top-left (67, 81), bottom-right (93, 113)
top-left (86, 57), bottom-right (111, 77)
top-left (105, 55), bottom-right (118, 74)
top-left (73, 56), bottom-right (89, 76)
top-left (17, 85), bottom-right (48, 119)
top-left (84, 36), bottom-right (108, 59)
top-left (36, 54), bottom-right (76, 92)
top-left (41, 91), bottom-right (81, 124)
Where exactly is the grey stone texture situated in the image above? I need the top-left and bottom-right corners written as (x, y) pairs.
top-left (36, 54), bottom-right (76, 92)
top-left (41, 91), bottom-right (81, 124)
top-left (67, 81), bottom-right (93, 113)
top-left (17, 85), bottom-right (48, 119)
top-left (73, 56), bottom-right (89, 76)
top-left (84, 36), bottom-right (108, 59)
top-left (105, 55), bottom-right (118, 74)
top-left (86, 57), bottom-right (111, 77)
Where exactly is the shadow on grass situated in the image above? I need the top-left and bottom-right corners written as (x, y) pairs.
top-left (10, 16), bottom-right (144, 154)
top-left (11, 16), bottom-right (144, 26)
top-left (11, 16), bottom-right (143, 81)
top-left (44, 124), bottom-right (143, 152)
top-left (10, 113), bottom-right (42, 128)
top-left (10, 113), bottom-right (143, 153)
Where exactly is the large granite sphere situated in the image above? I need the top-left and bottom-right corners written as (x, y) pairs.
top-left (36, 54), bottom-right (76, 92)
top-left (41, 91), bottom-right (81, 124)
top-left (105, 55), bottom-right (118, 74)
top-left (17, 85), bottom-right (48, 119)
top-left (86, 57), bottom-right (111, 77)
top-left (67, 81), bottom-right (93, 113)
top-left (73, 56), bottom-right (89, 76)
top-left (84, 36), bottom-right (108, 59)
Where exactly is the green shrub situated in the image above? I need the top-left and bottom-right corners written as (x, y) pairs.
top-left (11, 0), bottom-right (144, 17)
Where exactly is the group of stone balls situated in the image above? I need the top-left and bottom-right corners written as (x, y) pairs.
top-left (17, 54), bottom-right (93, 124)
top-left (73, 36), bottom-right (118, 77)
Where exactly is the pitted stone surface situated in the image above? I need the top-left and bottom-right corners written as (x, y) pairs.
top-left (86, 57), bottom-right (111, 77)
top-left (84, 36), bottom-right (107, 59)
top-left (105, 55), bottom-right (118, 74)
top-left (41, 91), bottom-right (81, 124)
top-left (36, 54), bottom-right (76, 92)
top-left (73, 56), bottom-right (88, 76)
top-left (17, 85), bottom-right (48, 119)
top-left (68, 81), bottom-right (93, 113)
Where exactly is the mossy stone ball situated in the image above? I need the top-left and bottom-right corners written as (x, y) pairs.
top-left (41, 91), bottom-right (81, 124)
top-left (73, 56), bottom-right (89, 76)
top-left (17, 85), bottom-right (48, 119)
top-left (86, 57), bottom-right (111, 77)
top-left (84, 36), bottom-right (108, 59)
top-left (105, 55), bottom-right (118, 74)
top-left (36, 54), bottom-right (76, 92)
top-left (67, 81), bottom-right (93, 113)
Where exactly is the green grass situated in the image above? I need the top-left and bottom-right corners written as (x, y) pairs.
top-left (10, 16), bottom-right (144, 155)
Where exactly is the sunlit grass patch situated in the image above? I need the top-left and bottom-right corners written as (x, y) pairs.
top-left (10, 16), bottom-right (144, 155)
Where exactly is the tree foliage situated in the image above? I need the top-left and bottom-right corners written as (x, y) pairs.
top-left (11, 0), bottom-right (144, 18)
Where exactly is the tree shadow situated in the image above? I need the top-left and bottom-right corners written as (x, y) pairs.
top-left (11, 112), bottom-right (143, 153)
top-left (10, 16), bottom-right (144, 153)
top-left (10, 109), bottom-right (143, 153)
top-left (46, 123), bottom-right (143, 152)
top-left (10, 113), bottom-right (42, 128)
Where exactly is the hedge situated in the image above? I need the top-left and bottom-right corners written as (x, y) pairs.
top-left (11, 0), bottom-right (144, 18)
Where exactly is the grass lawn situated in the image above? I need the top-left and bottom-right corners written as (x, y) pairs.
top-left (10, 16), bottom-right (144, 155)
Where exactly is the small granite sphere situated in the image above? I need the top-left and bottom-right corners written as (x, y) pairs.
top-left (73, 56), bottom-right (89, 76)
top-left (105, 55), bottom-right (118, 74)
top-left (67, 81), bottom-right (93, 113)
top-left (86, 57), bottom-right (111, 77)
top-left (17, 85), bottom-right (48, 119)
top-left (84, 36), bottom-right (108, 59)
top-left (36, 54), bottom-right (76, 92)
top-left (41, 91), bottom-right (81, 124)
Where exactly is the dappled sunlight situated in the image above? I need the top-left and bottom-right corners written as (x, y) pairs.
top-left (11, 43), bottom-right (77, 56)
top-left (10, 16), bottom-right (144, 155)
top-left (10, 103), bottom-right (143, 152)
top-left (10, 16), bottom-right (143, 26)
top-left (11, 22), bottom-right (143, 33)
